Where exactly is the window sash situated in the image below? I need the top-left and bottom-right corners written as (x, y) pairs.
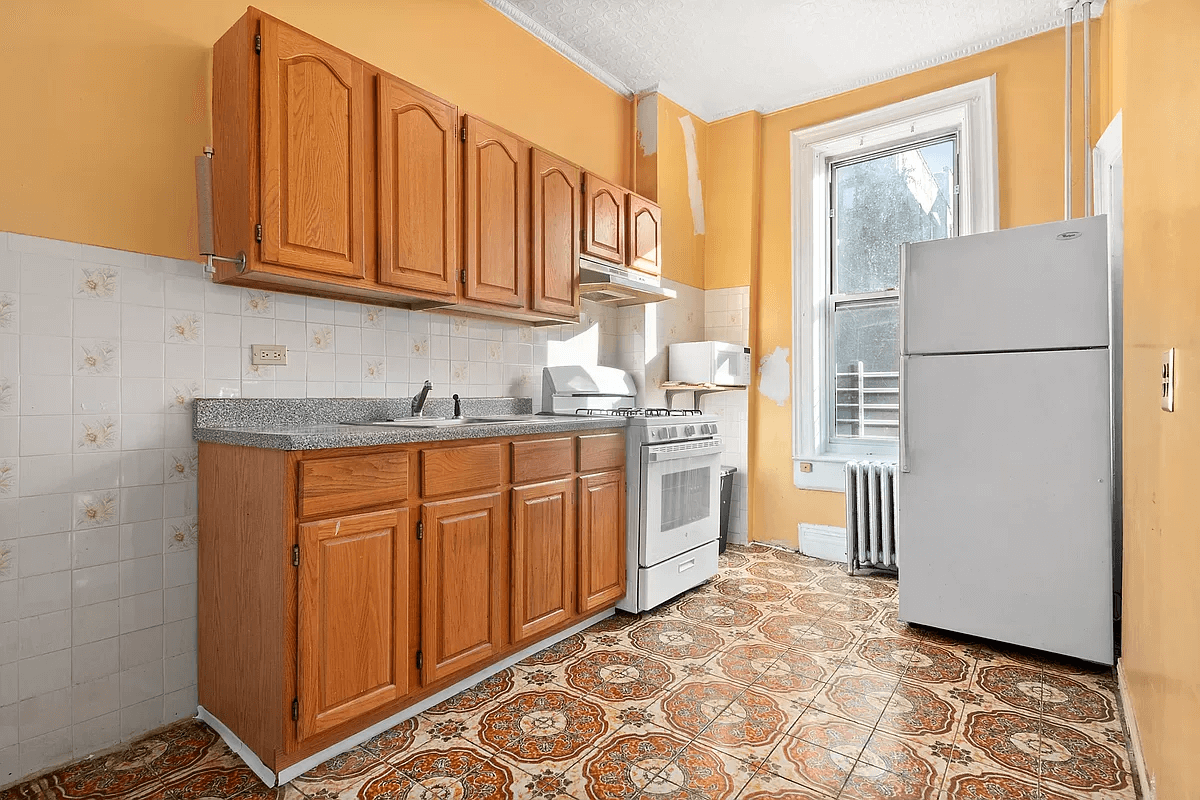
top-left (822, 134), bottom-right (959, 453)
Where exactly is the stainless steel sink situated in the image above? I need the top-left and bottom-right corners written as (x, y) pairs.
top-left (341, 415), bottom-right (539, 428)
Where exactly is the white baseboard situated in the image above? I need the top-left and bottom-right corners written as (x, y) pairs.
top-left (1116, 658), bottom-right (1155, 800)
top-left (799, 523), bottom-right (846, 564)
top-left (201, 608), bottom-right (614, 786)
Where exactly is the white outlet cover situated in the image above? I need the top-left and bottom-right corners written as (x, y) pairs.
top-left (251, 344), bottom-right (288, 366)
top-left (1161, 348), bottom-right (1174, 412)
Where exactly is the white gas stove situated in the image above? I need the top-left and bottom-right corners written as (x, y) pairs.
top-left (542, 367), bottom-right (724, 612)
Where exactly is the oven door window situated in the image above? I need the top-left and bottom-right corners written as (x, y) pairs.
top-left (660, 465), bottom-right (712, 531)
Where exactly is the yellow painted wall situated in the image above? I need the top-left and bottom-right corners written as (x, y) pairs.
top-left (0, 0), bottom-right (632, 262)
top-left (747, 24), bottom-right (1110, 546)
top-left (705, 111), bottom-right (761, 290)
top-left (1108, 1), bottom-right (1200, 796)
top-left (655, 95), bottom-right (708, 289)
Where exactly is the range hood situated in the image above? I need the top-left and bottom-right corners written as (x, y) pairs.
top-left (579, 255), bottom-right (676, 306)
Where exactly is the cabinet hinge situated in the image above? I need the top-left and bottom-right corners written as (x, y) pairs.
top-left (254, 34), bottom-right (261, 55)
top-left (954, 184), bottom-right (961, 196)
top-left (415, 650), bottom-right (423, 670)
top-left (460, 126), bottom-right (467, 142)
top-left (416, 520), bottom-right (423, 540)
top-left (291, 698), bottom-right (298, 721)
top-left (460, 269), bottom-right (467, 285)
top-left (255, 223), bottom-right (262, 243)
top-left (292, 545), bottom-right (299, 567)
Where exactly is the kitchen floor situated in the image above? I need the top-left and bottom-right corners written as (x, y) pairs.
top-left (2, 544), bottom-right (1136, 800)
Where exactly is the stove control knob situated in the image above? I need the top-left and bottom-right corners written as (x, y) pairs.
top-left (669, 427), bottom-right (678, 439)
top-left (684, 425), bottom-right (696, 436)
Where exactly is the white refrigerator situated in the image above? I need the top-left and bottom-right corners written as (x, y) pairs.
top-left (897, 215), bottom-right (1115, 665)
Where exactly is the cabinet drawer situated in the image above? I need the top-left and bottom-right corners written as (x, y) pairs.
top-left (512, 437), bottom-right (573, 484)
top-left (422, 443), bottom-right (502, 497)
top-left (299, 453), bottom-right (408, 518)
top-left (578, 433), bottom-right (626, 473)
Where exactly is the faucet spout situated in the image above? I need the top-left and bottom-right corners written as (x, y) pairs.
top-left (411, 380), bottom-right (433, 417)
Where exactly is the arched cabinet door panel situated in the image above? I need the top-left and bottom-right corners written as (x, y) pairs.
top-left (626, 193), bottom-right (662, 277)
top-left (377, 75), bottom-right (459, 297)
top-left (463, 115), bottom-right (530, 308)
top-left (259, 18), bottom-right (365, 279)
top-left (531, 148), bottom-right (581, 319)
top-left (582, 173), bottom-right (626, 265)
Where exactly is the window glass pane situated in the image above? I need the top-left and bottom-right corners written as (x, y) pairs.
top-left (833, 300), bottom-right (899, 440)
top-left (833, 138), bottom-right (955, 294)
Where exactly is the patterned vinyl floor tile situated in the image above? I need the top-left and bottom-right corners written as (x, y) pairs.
top-left (1, 544), bottom-right (1139, 800)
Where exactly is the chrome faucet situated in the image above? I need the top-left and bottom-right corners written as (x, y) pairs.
top-left (411, 380), bottom-right (433, 417)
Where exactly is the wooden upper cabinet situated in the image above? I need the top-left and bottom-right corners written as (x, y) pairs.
top-left (258, 18), bottom-right (365, 279)
top-left (511, 479), bottom-right (575, 644)
top-left (582, 173), bottom-right (626, 264)
top-left (377, 75), bottom-right (458, 298)
top-left (421, 492), bottom-right (506, 683)
top-left (463, 115), bottom-right (529, 309)
top-left (577, 470), bottom-right (627, 614)
top-left (296, 509), bottom-right (409, 741)
top-left (530, 149), bottom-right (580, 319)
top-left (626, 193), bottom-right (662, 277)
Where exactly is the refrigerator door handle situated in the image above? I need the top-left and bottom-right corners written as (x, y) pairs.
top-left (899, 356), bottom-right (910, 473)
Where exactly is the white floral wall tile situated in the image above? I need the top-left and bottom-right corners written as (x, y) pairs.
top-left (309, 325), bottom-right (333, 352)
top-left (164, 450), bottom-right (198, 483)
top-left (165, 311), bottom-right (202, 343)
top-left (75, 490), bottom-right (118, 529)
top-left (74, 265), bottom-right (118, 300)
top-left (75, 417), bottom-right (119, 452)
top-left (243, 290), bottom-right (273, 316)
top-left (74, 340), bottom-right (118, 375)
top-left (0, 293), bottom-right (16, 330)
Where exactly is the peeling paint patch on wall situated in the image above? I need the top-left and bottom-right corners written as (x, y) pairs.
top-left (636, 93), bottom-right (659, 155)
top-left (758, 346), bottom-right (790, 406)
top-left (678, 115), bottom-right (706, 235)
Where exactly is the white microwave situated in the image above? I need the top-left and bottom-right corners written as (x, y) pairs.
top-left (668, 341), bottom-right (751, 386)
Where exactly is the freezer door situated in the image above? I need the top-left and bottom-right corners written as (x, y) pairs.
top-left (898, 349), bottom-right (1113, 664)
top-left (901, 216), bottom-right (1109, 356)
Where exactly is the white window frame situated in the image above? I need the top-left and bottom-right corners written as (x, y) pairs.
top-left (790, 77), bottom-right (999, 491)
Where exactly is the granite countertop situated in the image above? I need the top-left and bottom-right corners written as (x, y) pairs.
top-left (192, 397), bottom-right (626, 451)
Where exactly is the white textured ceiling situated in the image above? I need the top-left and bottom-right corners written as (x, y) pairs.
top-left (484, 0), bottom-right (1103, 121)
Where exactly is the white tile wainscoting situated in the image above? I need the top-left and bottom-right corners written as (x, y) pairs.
top-left (0, 231), bottom-right (634, 786)
top-left (0, 231), bottom-right (735, 787)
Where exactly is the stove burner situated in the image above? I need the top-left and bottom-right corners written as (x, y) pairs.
top-left (576, 407), bottom-right (703, 418)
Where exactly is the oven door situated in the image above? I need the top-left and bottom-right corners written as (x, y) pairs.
top-left (639, 438), bottom-right (723, 566)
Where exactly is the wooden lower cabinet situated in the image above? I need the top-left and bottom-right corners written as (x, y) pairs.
top-left (420, 492), bottom-right (506, 684)
top-left (297, 509), bottom-right (409, 739)
top-left (578, 470), bottom-right (627, 613)
top-left (198, 430), bottom-right (625, 777)
top-left (511, 479), bottom-right (575, 644)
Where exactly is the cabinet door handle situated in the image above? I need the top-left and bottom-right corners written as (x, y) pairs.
top-left (678, 559), bottom-right (696, 573)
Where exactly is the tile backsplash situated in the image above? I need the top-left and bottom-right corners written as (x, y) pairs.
top-left (0, 229), bottom-right (747, 786)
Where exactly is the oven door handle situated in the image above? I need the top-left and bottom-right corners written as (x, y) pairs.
top-left (644, 438), bottom-right (723, 462)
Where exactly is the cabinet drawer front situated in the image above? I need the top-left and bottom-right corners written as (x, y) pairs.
top-left (512, 437), bottom-right (573, 484)
top-left (299, 453), bottom-right (409, 518)
top-left (578, 433), bottom-right (626, 473)
top-left (422, 444), bottom-right (502, 497)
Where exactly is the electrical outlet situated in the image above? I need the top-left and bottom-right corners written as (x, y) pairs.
top-left (1161, 348), bottom-right (1175, 412)
top-left (251, 344), bottom-right (288, 366)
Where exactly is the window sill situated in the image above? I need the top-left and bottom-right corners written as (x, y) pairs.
top-left (793, 452), bottom-right (898, 491)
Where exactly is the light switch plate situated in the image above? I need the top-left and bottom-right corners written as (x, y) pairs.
top-left (1161, 348), bottom-right (1175, 412)
top-left (251, 344), bottom-right (288, 365)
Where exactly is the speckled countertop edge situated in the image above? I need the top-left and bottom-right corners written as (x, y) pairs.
top-left (193, 415), bottom-right (627, 450)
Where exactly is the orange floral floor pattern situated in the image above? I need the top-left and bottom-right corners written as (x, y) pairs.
top-left (1, 545), bottom-right (1138, 799)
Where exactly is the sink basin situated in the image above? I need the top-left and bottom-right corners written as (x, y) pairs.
top-left (341, 415), bottom-right (539, 429)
